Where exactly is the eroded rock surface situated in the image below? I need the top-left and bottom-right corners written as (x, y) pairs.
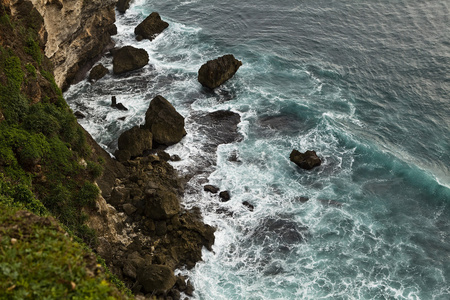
top-left (115, 126), bottom-right (153, 160)
top-left (134, 12), bottom-right (169, 41)
top-left (88, 64), bottom-right (108, 82)
top-left (24, 0), bottom-right (117, 89)
top-left (112, 46), bottom-right (149, 74)
top-left (198, 54), bottom-right (242, 89)
top-left (144, 95), bottom-right (186, 146)
top-left (290, 149), bottom-right (322, 170)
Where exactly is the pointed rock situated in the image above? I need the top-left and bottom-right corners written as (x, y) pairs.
top-left (134, 12), bottom-right (169, 41)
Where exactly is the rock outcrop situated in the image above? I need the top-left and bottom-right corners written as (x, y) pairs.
top-left (115, 126), bottom-right (153, 160)
top-left (198, 54), bottom-right (242, 89)
top-left (144, 95), bottom-right (186, 146)
top-left (116, 0), bottom-right (131, 14)
top-left (20, 0), bottom-right (117, 90)
top-left (88, 64), bottom-right (109, 82)
top-left (290, 149), bottom-right (322, 170)
top-left (134, 12), bottom-right (169, 41)
top-left (112, 46), bottom-right (149, 74)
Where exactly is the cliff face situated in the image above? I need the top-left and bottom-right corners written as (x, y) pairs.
top-left (9, 0), bottom-right (117, 90)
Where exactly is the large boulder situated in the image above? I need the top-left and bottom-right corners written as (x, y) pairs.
top-left (112, 46), bottom-right (149, 74)
top-left (144, 188), bottom-right (180, 220)
top-left (88, 64), bottom-right (109, 82)
top-left (290, 149), bottom-right (322, 170)
top-left (134, 12), bottom-right (169, 41)
top-left (137, 263), bottom-right (177, 294)
top-left (144, 95), bottom-right (186, 146)
top-left (198, 54), bottom-right (242, 89)
top-left (116, 126), bottom-right (153, 158)
top-left (116, 0), bottom-right (131, 13)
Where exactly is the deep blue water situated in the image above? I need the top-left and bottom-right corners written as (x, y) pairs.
top-left (65, 0), bottom-right (450, 298)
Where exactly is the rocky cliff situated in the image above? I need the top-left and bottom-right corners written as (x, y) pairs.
top-left (7, 0), bottom-right (117, 90)
top-left (1, 0), bottom-right (215, 298)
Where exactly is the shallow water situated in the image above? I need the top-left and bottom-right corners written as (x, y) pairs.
top-left (65, 0), bottom-right (450, 298)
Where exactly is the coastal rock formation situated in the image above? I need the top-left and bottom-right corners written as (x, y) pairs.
top-left (112, 46), bottom-right (149, 74)
top-left (134, 12), bottom-right (169, 41)
top-left (137, 264), bottom-right (177, 294)
top-left (88, 64), bottom-right (108, 82)
top-left (290, 149), bottom-right (322, 170)
top-left (116, 126), bottom-right (153, 159)
top-left (144, 95), bottom-right (186, 146)
top-left (19, 0), bottom-right (117, 90)
top-left (198, 54), bottom-right (242, 89)
top-left (116, 0), bottom-right (131, 14)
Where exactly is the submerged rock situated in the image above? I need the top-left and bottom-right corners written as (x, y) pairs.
top-left (88, 64), bottom-right (109, 82)
top-left (290, 149), bottom-right (322, 170)
top-left (204, 185), bottom-right (219, 194)
top-left (74, 111), bottom-right (86, 119)
top-left (198, 54), bottom-right (242, 89)
top-left (144, 95), bottom-right (186, 146)
top-left (112, 46), bottom-right (149, 74)
top-left (134, 12), bottom-right (169, 41)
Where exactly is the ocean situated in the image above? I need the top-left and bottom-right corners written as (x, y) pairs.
top-left (65, 0), bottom-right (450, 298)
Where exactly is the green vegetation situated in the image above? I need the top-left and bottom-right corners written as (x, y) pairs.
top-left (0, 205), bottom-right (126, 299)
top-left (0, 6), bottom-right (132, 298)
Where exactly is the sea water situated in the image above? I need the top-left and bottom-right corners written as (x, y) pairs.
top-left (65, 0), bottom-right (450, 298)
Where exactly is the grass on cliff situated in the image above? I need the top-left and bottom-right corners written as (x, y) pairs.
top-left (0, 6), bottom-right (132, 298)
top-left (0, 204), bottom-right (127, 300)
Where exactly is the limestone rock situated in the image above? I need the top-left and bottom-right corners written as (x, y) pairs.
top-left (134, 12), bottom-right (169, 41)
top-left (88, 64), bottom-right (109, 82)
top-left (116, 0), bottom-right (131, 13)
top-left (112, 46), bottom-right (149, 74)
top-left (144, 95), bottom-right (186, 146)
top-left (198, 54), bottom-right (242, 89)
top-left (289, 149), bottom-right (322, 170)
top-left (137, 264), bottom-right (177, 294)
top-left (116, 126), bottom-right (153, 158)
top-left (28, 0), bottom-right (117, 89)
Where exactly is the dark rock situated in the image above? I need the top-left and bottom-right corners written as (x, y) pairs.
top-left (289, 149), bottom-right (322, 170)
top-left (88, 64), bottom-right (109, 82)
top-left (170, 154), bottom-right (181, 161)
top-left (123, 261), bottom-right (137, 279)
top-left (115, 149), bottom-right (132, 162)
top-left (108, 24), bottom-right (118, 36)
top-left (176, 276), bottom-right (187, 291)
top-left (117, 0), bottom-right (131, 14)
top-left (111, 96), bottom-right (117, 106)
top-left (185, 280), bottom-right (194, 296)
top-left (155, 221), bottom-right (167, 236)
top-left (117, 126), bottom-right (153, 158)
top-left (74, 111), bottom-right (86, 119)
top-left (219, 191), bottom-right (231, 202)
top-left (115, 102), bottom-right (128, 111)
top-left (144, 189), bottom-right (180, 220)
top-left (118, 116), bottom-right (126, 121)
top-left (198, 54), bottom-right (242, 89)
top-left (170, 289), bottom-right (181, 300)
top-left (144, 95), bottom-right (186, 146)
top-left (157, 150), bottom-right (171, 161)
top-left (204, 185), bottom-right (219, 194)
top-left (137, 264), bottom-right (177, 294)
top-left (134, 12), bottom-right (169, 41)
top-left (136, 35), bottom-right (143, 41)
top-left (192, 110), bottom-right (242, 150)
top-left (242, 201), bottom-right (254, 211)
top-left (112, 46), bottom-right (149, 74)
top-left (123, 203), bottom-right (137, 215)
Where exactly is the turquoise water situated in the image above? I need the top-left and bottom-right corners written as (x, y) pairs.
top-left (65, 0), bottom-right (450, 298)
